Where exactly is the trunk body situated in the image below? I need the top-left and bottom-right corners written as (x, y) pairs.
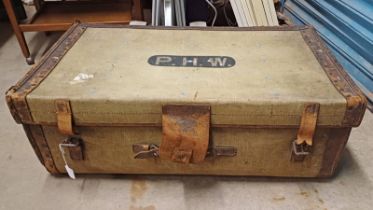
top-left (7, 24), bottom-right (366, 178)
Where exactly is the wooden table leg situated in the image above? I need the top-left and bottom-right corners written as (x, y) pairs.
top-left (2, 0), bottom-right (34, 64)
top-left (132, 0), bottom-right (144, 20)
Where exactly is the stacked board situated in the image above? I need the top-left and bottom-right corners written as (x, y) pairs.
top-left (230, 0), bottom-right (279, 26)
top-left (152, 0), bottom-right (186, 26)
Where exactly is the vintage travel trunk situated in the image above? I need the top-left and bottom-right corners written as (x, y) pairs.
top-left (6, 23), bottom-right (367, 178)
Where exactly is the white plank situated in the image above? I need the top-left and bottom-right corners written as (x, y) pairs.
top-left (175, 0), bottom-right (182, 26)
top-left (252, 0), bottom-right (267, 26)
top-left (230, 0), bottom-right (244, 27)
top-left (268, 0), bottom-right (279, 26)
top-left (236, 0), bottom-right (249, 26)
top-left (262, 0), bottom-right (273, 25)
top-left (242, 0), bottom-right (255, 26)
top-left (152, 0), bottom-right (156, 26)
top-left (180, 0), bottom-right (186, 26)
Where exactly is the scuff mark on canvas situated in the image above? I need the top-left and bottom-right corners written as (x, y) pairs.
top-left (69, 73), bottom-right (94, 85)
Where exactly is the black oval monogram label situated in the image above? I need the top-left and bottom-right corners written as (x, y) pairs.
top-left (148, 55), bottom-right (235, 68)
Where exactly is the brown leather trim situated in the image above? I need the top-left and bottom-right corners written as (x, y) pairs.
top-left (80, 23), bottom-right (309, 31)
top-left (23, 125), bottom-right (59, 174)
top-left (20, 121), bottom-right (352, 128)
top-left (291, 103), bottom-right (320, 161)
top-left (5, 88), bottom-right (21, 123)
top-left (23, 125), bottom-right (43, 164)
top-left (300, 27), bottom-right (367, 127)
top-left (160, 105), bottom-right (210, 164)
top-left (5, 22), bottom-right (86, 124)
top-left (295, 103), bottom-right (320, 146)
top-left (318, 128), bottom-right (351, 177)
top-left (55, 99), bottom-right (75, 135)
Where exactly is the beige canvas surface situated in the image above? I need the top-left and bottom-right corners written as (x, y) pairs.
top-left (43, 125), bottom-right (347, 177)
top-left (27, 28), bottom-right (346, 126)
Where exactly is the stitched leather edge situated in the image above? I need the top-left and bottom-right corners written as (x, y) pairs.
top-left (300, 27), bottom-right (367, 127)
top-left (6, 24), bottom-right (366, 127)
top-left (318, 128), bottom-right (351, 177)
top-left (5, 22), bottom-right (86, 124)
top-left (23, 125), bottom-right (60, 174)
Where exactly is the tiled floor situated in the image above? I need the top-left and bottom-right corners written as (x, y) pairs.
top-left (0, 21), bottom-right (372, 210)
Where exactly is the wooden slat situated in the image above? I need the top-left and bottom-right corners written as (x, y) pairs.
top-left (20, 1), bottom-right (131, 32)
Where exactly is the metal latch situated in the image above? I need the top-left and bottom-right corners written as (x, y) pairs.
top-left (136, 105), bottom-right (237, 162)
top-left (59, 137), bottom-right (84, 161)
top-left (291, 103), bottom-right (320, 161)
top-left (133, 144), bottom-right (159, 159)
top-left (291, 141), bottom-right (311, 156)
top-left (58, 137), bottom-right (84, 179)
top-left (207, 146), bottom-right (237, 157)
top-left (133, 143), bottom-right (237, 159)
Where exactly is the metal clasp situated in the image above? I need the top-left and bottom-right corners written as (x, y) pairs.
top-left (133, 144), bottom-right (159, 159)
top-left (58, 137), bottom-right (84, 179)
top-left (133, 143), bottom-right (237, 160)
top-left (207, 146), bottom-right (238, 157)
top-left (59, 137), bottom-right (84, 161)
top-left (291, 140), bottom-right (311, 156)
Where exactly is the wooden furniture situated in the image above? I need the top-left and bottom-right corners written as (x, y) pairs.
top-left (3, 0), bottom-right (143, 64)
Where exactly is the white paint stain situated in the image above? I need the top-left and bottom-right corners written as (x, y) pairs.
top-left (69, 73), bottom-right (94, 85)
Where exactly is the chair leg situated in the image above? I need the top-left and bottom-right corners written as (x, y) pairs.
top-left (2, 0), bottom-right (34, 65)
top-left (132, 0), bottom-right (144, 20)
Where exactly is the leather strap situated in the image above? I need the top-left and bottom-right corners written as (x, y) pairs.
top-left (160, 105), bottom-right (210, 164)
top-left (291, 103), bottom-right (320, 161)
top-left (296, 103), bottom-right (320, 146)
top-left (55, 99), bottom-right (75, 136)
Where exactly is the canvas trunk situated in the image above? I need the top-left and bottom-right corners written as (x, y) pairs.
top-left (6, 23), bottom-right (367, 178)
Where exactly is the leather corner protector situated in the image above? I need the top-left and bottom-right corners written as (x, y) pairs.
top-left (8, 92), bottom-right (34, 124)
top-left (5, 87), bottom-right (22, 124)
top-left (343, 95), bottom-right (367, 127)
top-left (28, 125), bottom-right (59, 174)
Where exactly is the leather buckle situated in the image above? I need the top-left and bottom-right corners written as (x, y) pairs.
top-left (160, 105), bottom-right (210, 164)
